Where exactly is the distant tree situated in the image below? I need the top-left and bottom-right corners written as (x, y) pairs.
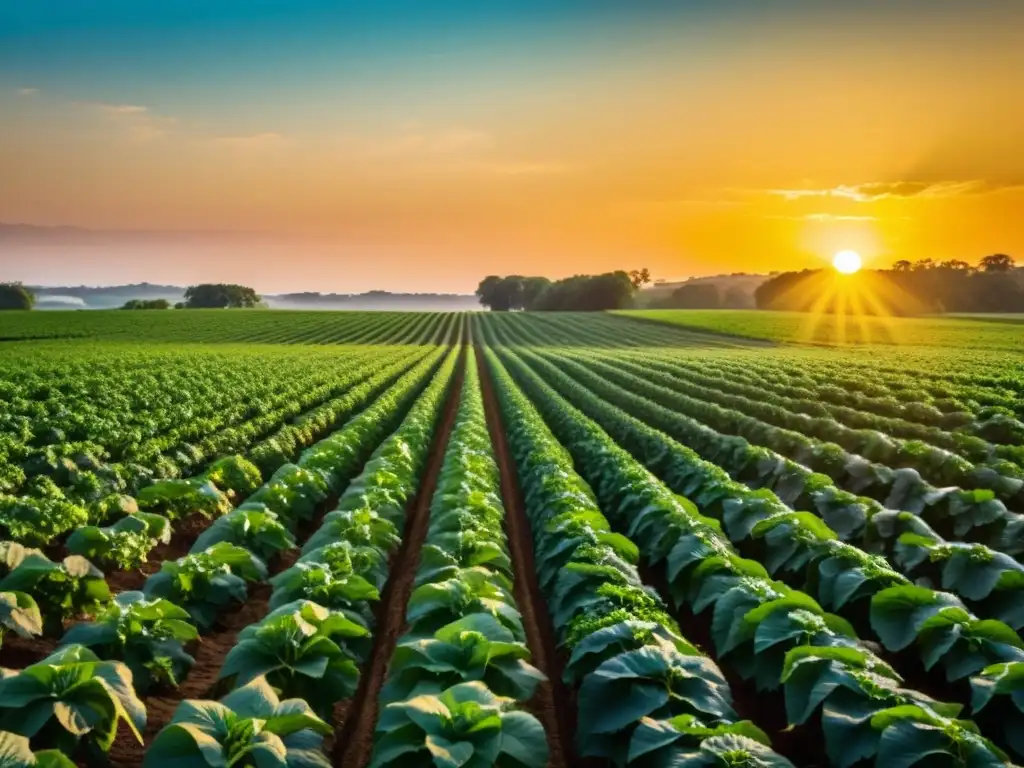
top-left (121, 298), bottom-right (171, 310)
top-left (518, 276), bottom-right (551, 310)
top-left (892, 260), bottom-right (913, 272)
top-left (980, 253), bottom-right (1015, 273)
top-left (663, 283), bottom-right (721, 309)
top-left (475, 275), bottom-right (519, 311)
top-left (629, 268), bottom-right (652, 289)
top-left (911, 258), bottom-right (936, 271)
top-left (938, 259), bottom-right (972, 272)
top-left (722, 285), bottom-right (754, 309)
top-left (183, 284), bottom-right (261, 309)
top-left (0, 282), bottom-right (35, 310)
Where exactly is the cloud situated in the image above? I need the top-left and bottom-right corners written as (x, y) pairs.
top-left (17, 88), bottom-right (38, 96)
top-left (471, 161), bottom-right (568, 176)
top-left (214, 132), bottom-right (286, 149)
top-left (765, 180), bottom-right (1024, 202)
top-left (98, 104), bottom-right (149, 115)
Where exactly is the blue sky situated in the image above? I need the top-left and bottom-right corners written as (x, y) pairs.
top-left (3, 1), bottom-right (1024, 292)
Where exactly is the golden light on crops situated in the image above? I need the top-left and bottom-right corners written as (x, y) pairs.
top-left (832, 250), bottom-right (863, 274)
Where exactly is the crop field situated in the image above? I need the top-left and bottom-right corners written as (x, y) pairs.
top-left (620, 308), bottom-right (1024, 353)
top-left (0, 310), bottom-right (1023, 767)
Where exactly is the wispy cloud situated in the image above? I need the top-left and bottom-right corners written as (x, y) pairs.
top-left (98, 104), bottom-right (149, 115)
top-left (17, 87), bottom-right (38, 96)
top-left (213, 132), bottom-right (287, 149)
top-left (764, 180), bottom-right (1024, 202)
top-left (470, 161), bottom-right (568, 176)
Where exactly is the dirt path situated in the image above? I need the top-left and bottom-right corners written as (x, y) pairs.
top-left (476, 346), bottom-right (575, 768)
top-left (332, 346), bottom-right (467, 768)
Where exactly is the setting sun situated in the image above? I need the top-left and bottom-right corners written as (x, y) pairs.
top-left (833, 250), bottom-right (863, 274)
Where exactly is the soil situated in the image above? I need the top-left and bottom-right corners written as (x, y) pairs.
top-left (476, 346), bottom-right (576, 768)
top-left (333, 346), bottom-right (467, 768)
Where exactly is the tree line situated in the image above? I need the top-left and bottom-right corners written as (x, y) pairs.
top-left (0, 283), bottom-right (262, 311)
top-left (476, 269), bottom-right (651, 311)
top-left (756, 254), bottom-right (1023, 314)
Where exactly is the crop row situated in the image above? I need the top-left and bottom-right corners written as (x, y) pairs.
top-left (623, 349), bottom-right (1024, 479)
top-left (550, 348), bottom-right (1024, 517)
top-left (483, 346), bottom-right (797, 766)
top-left (0, 346), bottom-right (454, 764)
top-left (494, 344), bottom-right (1022, 765)
top-left (0, 347), bottom-right (434, 553)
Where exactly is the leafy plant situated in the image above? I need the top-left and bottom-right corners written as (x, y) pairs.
top-left (219, 601), bottom-right (367, 716)
top-left (65, 512), bottom-right (171, 569)
top-left (0, 645), bottom-right (145, 759)
top-left (60, 591), bottom-right (198, 693)
top-left (203, 455), bottom-right (263, 499)
top-left (143, 543), bottom-right (267, 630)
top-left (970, 661), bottom-right (1024, 758)
top-left (0, 731), bottom-right (76, 767)
top-left (191, 505), bottom-right (296, 563)
top-left (370, 681), bottom-right (547, 768)
top-left (144, 676), bottom-right (332, 768)
top-left (627, 717), bottom-right (793, 768)
top-left (0, 546), bottom-right (109, 635)
top-left (0, 590), bottom-right (43, 648)
top-left (576, 645), bottom-right (735, 763)
top-left (136, 478), bottom-right (231, 521)
top-left (380, 613), bottom-right (544, 704)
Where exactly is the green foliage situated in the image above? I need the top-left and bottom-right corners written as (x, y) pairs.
top-left (219, 601), bottom-right (367, 716)
top-left (0, 732), bottom-right (75, 767)
top-left (183, 283), bottom-right (261, 309)
top-left (0, 645), bottom-right (145, 758)
top-left (65, 512), bottom-right (171, 569)
top-left (0, 544), bottom-right (109, 635)
top-left (191, 506), bottom-right (295, 563)
top-left (60, 591), bottom-right (198, 694)
top-left (0, 283), bottom-right (34, 311)
top-left (136, 478), bottom-right (231, 521)
top-left (371, 682), bottom-right (547, 768)
top-left (144, 676), bottom-right (332, 768)
top-left (143, 543), bottom-right (267, 631)
top-left (0, 591), bottom-right (43, 648)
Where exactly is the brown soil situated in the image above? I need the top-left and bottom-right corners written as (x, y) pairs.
top-left (333, 346), bottom-right (467, 768)
top-left (476, 346), bottom-right (575, 768)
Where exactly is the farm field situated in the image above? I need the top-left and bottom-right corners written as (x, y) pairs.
top-left (619, 308), bottom-right (1024, 353)
top-left (0, 310), bottom-right (1022, 767)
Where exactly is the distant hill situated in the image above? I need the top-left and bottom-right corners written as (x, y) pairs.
top-left (636, 273), bottom-right (771, 309)
top-left (25, 284), bottom-right (478, 311)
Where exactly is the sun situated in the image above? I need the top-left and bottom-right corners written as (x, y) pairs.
top-left (833, 250), bottom-right (863, 274)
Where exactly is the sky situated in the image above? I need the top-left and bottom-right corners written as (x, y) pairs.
top-left (2, 0), bottom-right (1024, 293)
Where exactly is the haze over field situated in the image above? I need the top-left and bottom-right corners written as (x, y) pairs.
top-left (3, 1), bottom-right (1024, 293)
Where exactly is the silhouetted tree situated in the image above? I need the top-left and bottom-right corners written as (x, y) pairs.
top-left (121, 298), bottom-right (171, 310)
top-left (0, 282), bottom-right (35, 310)
top-left (183, 284), bottom-right (260, 309)
top-left (661, 283), bottom-right (721, 309)
top-left (980, 254), bottom-right (1015, 273)
top-left (755, 255), bottom-right (1022, 314)
top-left (478, 271), bottom-right (638, 311)
top-left (629, 268), bottom-right (652, 289)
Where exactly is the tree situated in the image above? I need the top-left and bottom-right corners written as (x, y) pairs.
top-left (629, 268), bottom-right (652, 289)
top-left (980, 253), bottom-right (1015, 273)
top-left (663, 283), bottom-right (721, 309)
top-left (892, 260), bottom-right (913, 272)
top-left (0, 282), bottom-right (35, 310)
top-left (475, 276), bottom-right (519, 311)
top-left (121, 298), bottom-right (171, 310)
top-left (938, 259), bottom-right (972, 272)
top-left (518, 277), bottom-right (551, 310)
top-left (183, 284), bottom-right (261, 309)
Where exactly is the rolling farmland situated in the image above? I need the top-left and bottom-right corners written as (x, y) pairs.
top-left (0, 309), bottom-right (1022, 767)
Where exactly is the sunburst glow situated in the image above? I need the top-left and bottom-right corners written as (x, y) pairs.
top-left (833, 250), bottom-right (863, 274)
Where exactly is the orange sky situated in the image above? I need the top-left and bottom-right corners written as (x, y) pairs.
top-left (2, 2), bottom-right (1024, 292)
